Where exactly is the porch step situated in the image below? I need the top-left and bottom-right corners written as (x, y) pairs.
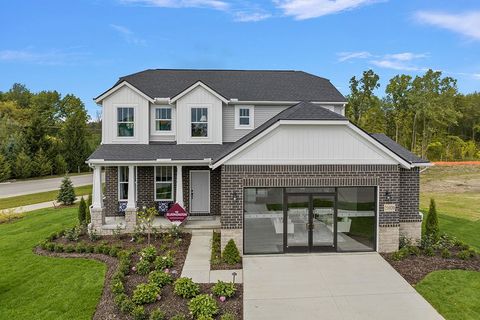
top-left (184, 218), bottom-right (221, 230)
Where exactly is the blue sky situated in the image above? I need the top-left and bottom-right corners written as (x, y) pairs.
top-left (1, 0), bottom-right (479, 117)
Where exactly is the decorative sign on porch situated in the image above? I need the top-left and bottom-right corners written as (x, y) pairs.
top-left (384, 203), bottom-right (396, 212)
top-left (166, 203), bottom-right (188, 226)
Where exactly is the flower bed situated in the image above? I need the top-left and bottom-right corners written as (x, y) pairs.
top-left (210, 231), bottom-right (242, 270)
top-left (36, 226), bottom-right (243, 320)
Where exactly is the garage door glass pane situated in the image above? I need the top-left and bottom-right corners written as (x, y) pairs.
top-left (244, 188), bottom-right (284, 254)
top-left (337, 187), bottom-right (376, 251)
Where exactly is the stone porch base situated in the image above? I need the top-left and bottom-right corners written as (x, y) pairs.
top-left (378, 226), bottom-right (400, 253)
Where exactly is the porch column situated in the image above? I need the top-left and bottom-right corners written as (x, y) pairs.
top-left (92, 165), bottom-right (103, 209)
top-left (125, 165), bottom-right (137, 233)
top-left (176, 165), bottom-right (184, 207)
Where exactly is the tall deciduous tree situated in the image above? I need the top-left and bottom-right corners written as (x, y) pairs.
top-left (346, 69), bottom-right (380, 126)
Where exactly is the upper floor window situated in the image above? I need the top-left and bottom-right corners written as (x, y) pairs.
top-left (191, 107), bottom-right (208, 137)
top-left (155, 166), bottom-right (173, 200)
top-left (235, 105), bottom-right (254, 129)
top-left (117, 107), bottom-right (134, 137)
top-left (155, 107), bottom-right (172, 131)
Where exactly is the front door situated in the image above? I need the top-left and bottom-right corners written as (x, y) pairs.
top-left (189, 171), bottom-right (210, 214)
top-left (285, 194), bottom-right (336, 252)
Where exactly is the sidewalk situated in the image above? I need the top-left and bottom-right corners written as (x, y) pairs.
top-left (0, 196), bottom-right (84, 214)
top-left (181, 230), bottom-right (243, 283)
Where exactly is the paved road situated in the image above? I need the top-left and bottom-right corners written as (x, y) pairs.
top-left (243, 253), bottom-right (443, 320)
top-left (0, 174), bottom-right (93, 198)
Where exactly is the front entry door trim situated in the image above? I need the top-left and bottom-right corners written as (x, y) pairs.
top-left (189, 170), bottom-right (210, 214)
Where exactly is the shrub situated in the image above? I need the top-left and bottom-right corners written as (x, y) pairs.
top-left (120, 297), bottom-right (135, 314)
top-left (424, 247), bottom-right (435, 256)
top-left (54, 243), bottom-right (64, 253)
top-left (149, 271), bottom-right (173, 288)
top-left (140, 245), bottom-right (157, 263)
top-left (65, 244), bottom-right (75, 253)
top-left (441, 248), bottom-right (451, 259)
top-left (425, 198), bottom-right (439, 241)
top-left (45, 242), bottom-right (55, 252)
top-left (222, 240), bottom-right (241, 265)
top-left (211, 232), bottom-right (221, 266)
top-left (85, 244), bottom-right (95, 253)
top-left (149, 308), bottom-right (166, 320)
top-left (0, 154), bottom-right (11, 182)
top-left (405, 245), bottom-right (420, 256)
top-left (212, 281), bottom-right (236, 298)
top-left (170, 315), bottom-right (186, 320)
top-left (78, 197), bottom-right (87, 225)
top-left (65, 226), bottom-right (81, 241)
top-left (457, 249), bottom-right (476, 260)
top-left (174, 277), bottom-right (200, 298)
top-left (75, 243), bottom-right (87, 253)
top-left (136, 259), bottom-right (152, 276)
top-left (169, 225), bottom-right (181, 239)
top-left (114, 293), bottom-right (128, 307)
top-left (57, 175), bottom-right (76, 205)
top-left (109, 246), bottom-right (121, 257)
top-left (188, 294), bottom-right (219, 320)
top-left (154, 255), bottom-right (174, 271)
top-left (221, 313), bottom-right (235, 320)
top-left (88, 229), bottom-right (100, 241)
top-left (132, 283), bottom-right (161, 305)
top-left (391, 248), bottom-right (408, 261)
top-left (131, 305), bottom-right (147, 320)
top-left (111, 277), bottom-right (125, 295)
top-left (86, 194), bottom-right (92, 223)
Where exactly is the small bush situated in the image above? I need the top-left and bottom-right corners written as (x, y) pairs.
top-left (136, 258), bottom-right (152, 276)
top-left (65, 244), bottom-right (75, 253)
top-left (149, 308), bottom-right (166, 320)
top-left (405, 245), bottom-right (420, 256)
top-left (211, 232), bottom-right (221, 266)
top-left (57, 175), bottom-right (76, 205)
top-left (140, 245), bottom-right (157, 263)
top-left (457, 249), bottom-right (476, 260)
top-left (131, 305), bottom-right (147, 320)
top-left (114, 293), bottom-right (128, 307)
top-left (65, 226), bottom-right (81, 241)
top-left (111, 277), bottom-right (125, 295)
top-left (149, 270), bottom-right (173, 288)
top-left (75, 243), bottom-right (87, 253)
top-left (425, 198), bottom-right (439, 240)
top-left (441, 248), bottom-right (451, 259)
top-left (109, 246), bottom-right (120, 257)
top-left (222, 239), bottom-right (241, 265)
top-left (88, 229), bottom-right (100, 241)
top-left (45, 242), bottom-right (55, 252)
top-left (188, 294), bottom-right (219, 320)
top-left (54, 243), bottom-right (64, 253)
top-left (85, 244), bottom-right (95, 253)
top-left (423, 247), bottom-right (435, 257)
top-left (154, 254), bottom-right (174, 271)
top-left (212, 281), bottom-right (236, 298)
top-left (174, 277), bottom-right (200, 298)
top-left (120, 297), bottom-right (135, 314)
top-left (132, 283), bottom-right (161, 305)
top-left (170, 314), bottom-right (186, 320)
top-left (221, 313), bottom-right (235, 320)
top-left (78, 197), bottom-right (87, 225)
top-left (391, 248), bottom-right (408, 261)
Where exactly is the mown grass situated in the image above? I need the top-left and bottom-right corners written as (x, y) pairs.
top-left (0, 185), bottom-right (92, 210)
top-left (0, 206), bottom-right (105, 320)
top-left (420, 192), bottom-right (480, 221)
top-left (416, 270), bottom-right (480, 320)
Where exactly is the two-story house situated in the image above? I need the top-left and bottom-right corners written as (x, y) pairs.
top-left (88, 69), bottom-right (430, 254)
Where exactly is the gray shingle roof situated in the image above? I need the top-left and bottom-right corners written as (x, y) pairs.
top-left (97, 69), bottom-right (346, 103)
top-left (370, 133), bottom-right (429, 164)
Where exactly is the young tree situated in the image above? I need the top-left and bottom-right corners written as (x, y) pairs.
top-left (346, 69), bottom-right (381, 125)
top-left (425, 198), bottom-right (439, 240)
top-left (0, 154), bottom-right (11, 182)
top-left (78, 197), bottom-right (87, 225)
top-left (54, 154), bottom-right (68, 175)
top-left (15, 151), bottom-right (33, 179)
top-left (137, 207), bottom-right (157, 245)
top-left (33, 148), bottom-right (52, 176)
top-left (86, 194), bottom-right (92, 223)
top-left (57, 175), bottom-right (76, 205)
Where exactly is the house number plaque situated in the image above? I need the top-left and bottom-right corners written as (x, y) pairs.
top-left (384, 204), bottom-right (396, 212)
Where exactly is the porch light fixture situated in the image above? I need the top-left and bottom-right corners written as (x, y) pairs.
top-left (233, 191), bottom-right (238, 201)
top-left (385, 191), bottom-right (392, 201)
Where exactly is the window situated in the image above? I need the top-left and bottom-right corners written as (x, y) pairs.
top-left (118, 166), bottom-right (137, 201)
top-left (117, 107), bottom-right (134, 137)
top-left (235, 105), bottom-right (254, 129)
top-left (191, 107), bottom-right (208, 137)
top-left (155, 166), bottom-right (173, 200)
top-left (155, 107), bottom-right (172, 131)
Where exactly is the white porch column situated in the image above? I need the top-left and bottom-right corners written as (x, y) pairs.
top-left (176, 165), bottom-right (184, 207)
top-left (126, 165), bottom-right (136, 209)
top-left (92, 165), bottom-right (103, 209)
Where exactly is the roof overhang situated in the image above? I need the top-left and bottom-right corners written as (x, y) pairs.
top-left (94, 81), bottom-right (155, 104)
top-left (87, 158), bottom-right (211, 166)
top-left (227, 100), bottom-right (347, 105)
top-left (169, 81), bottom-right (229, 104)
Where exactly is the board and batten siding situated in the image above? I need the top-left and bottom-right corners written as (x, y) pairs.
top-left (222, 105), bottom-right (289, 142)
top-left (226, 124), bottom-right (398, 165)
top-left (176, 86), bottom-right (223, 144)
top-left (102, 85), bottom-right (149, 144)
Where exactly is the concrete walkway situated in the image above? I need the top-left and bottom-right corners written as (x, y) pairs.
top-left (181, 230), bottom-right (243, 283)
top-left (0, 196), bottom-right (84, 214)
top-left (243, 253), bottom-right (443, 320)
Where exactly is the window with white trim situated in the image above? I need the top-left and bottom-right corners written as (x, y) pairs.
top-left (118, 166), bottom-right (137, 201)
top-left (191, 107), bottom-right (208, 137)
top-left (117, 107), bottom-right (134, 137)
top-left (155, 107), bottom-right (172, 131)
top-left (155, 166), bottom-right (173, 200)
top-left (235, 105), bottom-right (254, 129)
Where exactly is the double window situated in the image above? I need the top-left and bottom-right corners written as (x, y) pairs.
top-left (155, 107), bottom-right (172, 131)
top-left (235, 105), bottom-right (254, 129)
top-left (118, 166), bottom-right (137, 201)
top-left (155, 166), bottom-right (173, 201)
top-left (117, 107), bottom-right (134, 137)
top-left (191, 107), bottom-right (208, 137)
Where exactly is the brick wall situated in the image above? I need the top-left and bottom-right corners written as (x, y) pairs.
top-left (399, 167), bottom-right (421, 222)
top-left (105, 166), bottom-right (118, 216)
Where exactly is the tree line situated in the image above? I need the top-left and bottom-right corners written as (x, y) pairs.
top-left (346, 69), bottom-right (480, 161)
top-left (0, 83), bottom-right (101, 181)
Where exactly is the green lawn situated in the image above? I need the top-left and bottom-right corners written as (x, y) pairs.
top-left (420, 192), bottom-right (480, 222)
top-left (0, 206), bottom-right (105, 320)
top-left (416, 270), bottom-right (480, 320)
top-left (0, 185), bottom-right (92, 210)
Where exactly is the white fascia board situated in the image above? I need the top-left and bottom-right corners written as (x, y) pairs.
top-left (169, 81), bottom-right (229, 104)
top-left (227, 100), bottom-right (347, 105)
top-left (94, 81), bottom-right (155, 104)
top-left (278, 120), bottom-right (349, 125)
top-left (412, 162), bottom-right (434, 167)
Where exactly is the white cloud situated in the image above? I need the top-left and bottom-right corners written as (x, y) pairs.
top-left (337, 51), bottom-right (372, 62)
top-left (120, 0), bottom-right (229, 10)
top-left (110, 24), bottom-right (147, 46)
top-left (370, 59), bottom-right (425, 71)
top-left (384, 52), bottom-right (428, 61)
top-left (0, 48), bottom-right (88, 65)
top-left (275, 0), bottom-right (382, 20)
top-left (233, 11), bottom-right (272, 22)
top-left (415, 11), bottom-right (480, 40)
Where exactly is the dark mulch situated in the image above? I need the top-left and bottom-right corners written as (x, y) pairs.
top-left (382, 253), bottom-right (480, 285)
top-left (37, 232), bottom-right (243, 319)
top-left (211, 261), bottom-right (242, 270)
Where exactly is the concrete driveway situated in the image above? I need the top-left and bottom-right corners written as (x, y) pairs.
top-left (243, 253), bottom-right (443, 320)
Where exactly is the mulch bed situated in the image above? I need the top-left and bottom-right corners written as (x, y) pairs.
top-left (382, 253), bottom-right (480, 285)
top-left (36, 232), bottom-right (243, 319)
top-left (211, 261), bottom-right (243, 271)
